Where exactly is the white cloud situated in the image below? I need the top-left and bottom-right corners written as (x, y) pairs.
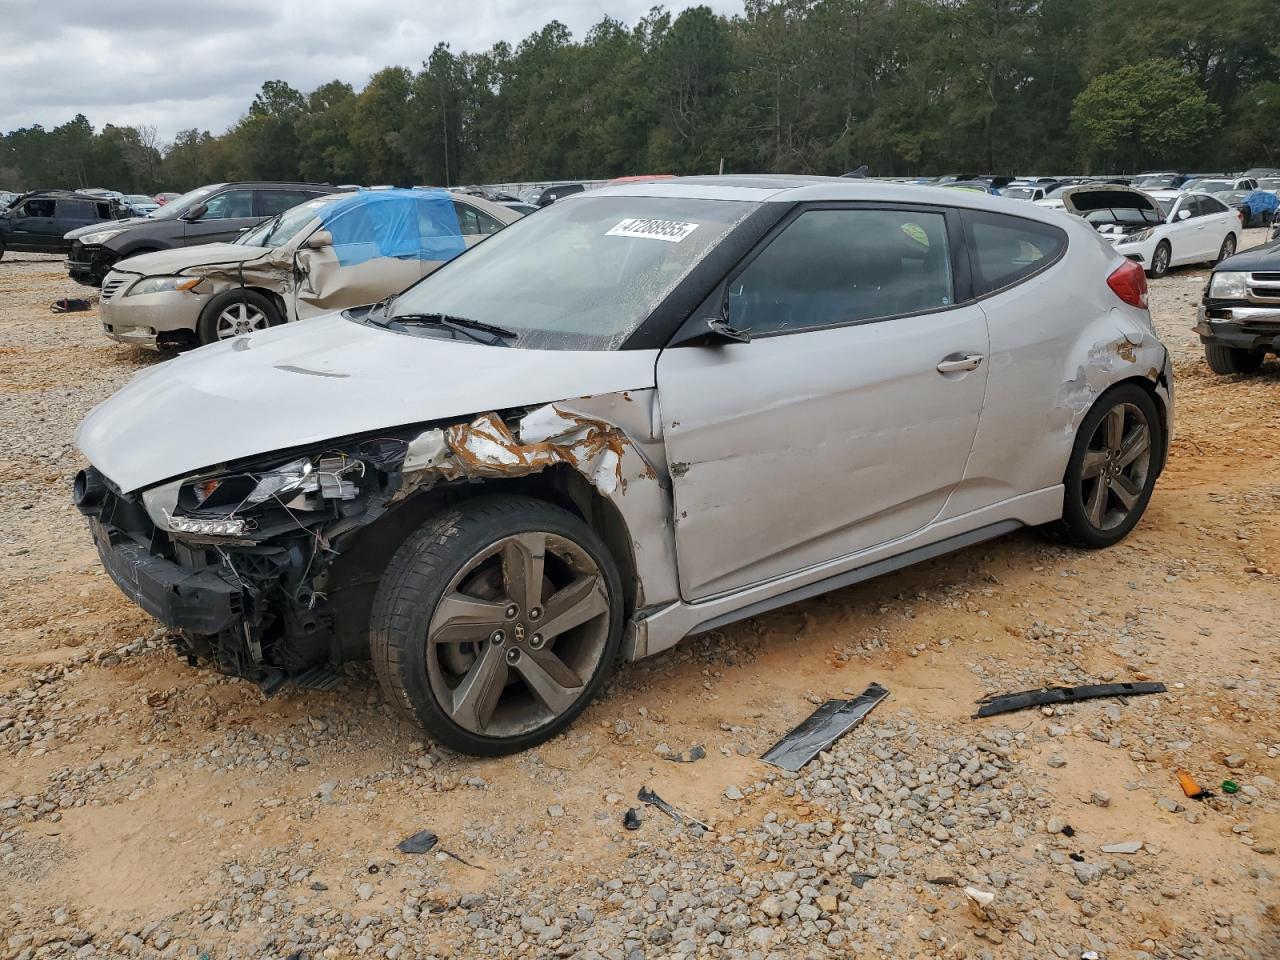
top-left (1, 0), bottom-right (740, 142)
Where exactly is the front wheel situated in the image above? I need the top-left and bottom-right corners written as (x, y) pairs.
top-left (196, 289), bottom-right (281, 345)
top-left (1216, 233), bottom-right (1237, 263)
top-left (1056, 384), bottom-right (1161, 549)
top-left (370, 496), bottom-right (623, 756)
top-left (1204, 342), bottom-right (1264, 375)
top-left (1146, 241), bottom-right (1171, 279)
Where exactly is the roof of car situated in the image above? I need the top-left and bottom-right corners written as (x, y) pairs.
top-left (586, 174), bottom-right (1059, 218)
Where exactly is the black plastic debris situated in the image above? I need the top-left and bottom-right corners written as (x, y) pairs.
top-left (397, 830), bottom-right (439, 854)
top-left (761, 682), bottom-right (889, 772)
top-left (973, 682), bottom-right (1167, 718)
top-left (850, 873), bottom-right (874, 888)
top-left (309, 881), bottom-right (328, 891)
top-left (1069, 852), bottom-right (1085, 862)
top-left (638, 785), bottom-right (709, 830)
top-left (1062, 824), bottom-right (1076, 838)
top-left (51, 297), bottom-right (93, 313)
top-left (623, 807), bottom-right (641, 831)
top-left (664, 744), bottom-right (706, 763)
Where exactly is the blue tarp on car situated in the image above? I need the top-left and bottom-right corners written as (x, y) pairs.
top-left (315, 188), bottom-right (465, 267)
top-left (1242, 189), bottom-right (1279, 223)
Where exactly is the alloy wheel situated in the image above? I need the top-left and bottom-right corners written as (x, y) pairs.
top-left (214, 301), bottom-right (269, 339)
top-left (1152, 245), bottom-right (1169, 275)
top-left (425, 531), bottom-right (611, 737)
top-left (1220, 235), bottom-right (1236, 260)
top-left (1079, 402), bottom-right (1152, 531)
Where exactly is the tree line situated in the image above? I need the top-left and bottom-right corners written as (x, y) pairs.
top-left (2, 0), bottom-right (1277, 194)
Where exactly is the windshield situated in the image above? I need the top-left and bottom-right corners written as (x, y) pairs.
top-left (1259, 178), bottom-right (1280, 190)
top-left (1192, 180), bottom-right (1234, 194)
top-left (1131, 174), bottom-right (1176, 188)
top-left (237, 197), bottom-right (335, 247)
top-left (147, 184), bottom-right (226, 221)
top-left (382, 194), bottom-right (757, 350)
top-left (1002, 187), bottom-right (1036, 199)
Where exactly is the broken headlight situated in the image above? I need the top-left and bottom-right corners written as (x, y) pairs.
top-left (1208, 271), bottom-right (1248, 300)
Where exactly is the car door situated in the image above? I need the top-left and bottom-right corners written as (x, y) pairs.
top-left (655, 204), bottom-right (990, 600)
top-left (8, 197), bottom-right (59, 248)
top-left (181, 188), bottom-right (258, 245)
top-left (1162, 195), bottom-right (1200, 265)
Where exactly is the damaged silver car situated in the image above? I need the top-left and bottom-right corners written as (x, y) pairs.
top-left (75, 176), bottom-right (1173, 755)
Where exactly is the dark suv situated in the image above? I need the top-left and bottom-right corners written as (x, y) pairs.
top-left (65, 181), bottom-right (337, 286)
top-left (1195, 240), bottom-right (1280, 374)
top-left (0, 191), bottom-right (126, 259)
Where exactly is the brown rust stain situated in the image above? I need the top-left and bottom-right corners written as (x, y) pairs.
top-left (1115, 340), bottom-right (1137, 363)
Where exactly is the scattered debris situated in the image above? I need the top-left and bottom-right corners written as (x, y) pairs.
top-left (1101, 840), bottom-right (1143, 854)
top-left (973, 681), bottom-right (1167, 718)
top-left (637, 786), bottom-right (708, 830)
top-left (964, 885), bottom-right (996, 921)
top-left (438, 849), bottom-right (483, 870)
top-left (1069, 852), bottom-right (1085, 862)
top-left (1062, 824), bottom-right (1076, 838)
top-left (623, 807), bottom-right (641, 831)
top-left (663, 744), bottom-right (706, 763)
top-left (1222, 779), bottom-right (1241, 794)
top-left (761, 682), bottom-right (889, 771)
top-left (51, 297), bottom-right (93, 313)
top-left (1081, 952), bottom-right (1101, 960)
top-left (396, 830), bottom-right (439, 854)
top-left (1176, 768), bottom-right (1213, 800)
top-left (850, 873), bottom-right (874, 889)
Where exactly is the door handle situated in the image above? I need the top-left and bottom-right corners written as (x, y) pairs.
top-left (937, 354), bottom-right (984, 374)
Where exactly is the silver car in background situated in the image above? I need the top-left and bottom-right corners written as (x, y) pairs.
top-left (98, 190), bottom-right (520, 349)
top-left (74, 175), bottom-right (1172, 755)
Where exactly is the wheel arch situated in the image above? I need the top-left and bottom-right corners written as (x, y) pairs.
top-left (323, 467), bottom-right (640, 665)
top-left (1072, 374), bottom-right (1170, 481)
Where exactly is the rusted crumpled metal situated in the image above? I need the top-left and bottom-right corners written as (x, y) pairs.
top-left (443, 406), bottom-right (628, 494)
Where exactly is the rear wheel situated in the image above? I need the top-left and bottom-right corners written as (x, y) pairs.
top-left (1057, 384), bottom-right (1161, 548)
top-left (1146, 241), bottom-right (1171, 279)
top-left (196, 289), bottom-right (280, 345)
top-left (370, 496), bottom-right (623, 756)
top-left (1204, 342), bottom-right (1264, 375)
top-left (1216, 233), bottom-right (1237, 263)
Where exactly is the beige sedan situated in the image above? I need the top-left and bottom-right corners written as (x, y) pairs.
top-left (98, 190), bottom-right (521, 349)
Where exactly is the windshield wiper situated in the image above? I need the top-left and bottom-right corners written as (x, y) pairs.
top-left (364, 293), bottom-right (400, 326)
top-left (391, 313), bottom-right (516, 345)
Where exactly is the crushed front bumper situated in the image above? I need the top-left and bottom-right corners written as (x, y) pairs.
top-left (67, 242), bottom-right (118, 287)
top-left (90, 517), bottom-right (244, 634)
top-left (1195, 304), bottom-right (1280, 352)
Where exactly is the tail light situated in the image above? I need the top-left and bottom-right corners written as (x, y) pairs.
top-left (1107, 259), bottom-right (1148, 309)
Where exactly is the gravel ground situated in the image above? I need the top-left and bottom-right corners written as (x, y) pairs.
top-left (2, 240), bottom-right (1279, 960)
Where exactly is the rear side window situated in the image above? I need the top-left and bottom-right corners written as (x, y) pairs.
top-left (728, 207), bottom-right (954, 335)
top-left (202, 190), bottom-right (254, 219)
top-left (1199, 195), bottom-right (1227, 215)
top-left (963, 211), bottom-right (1066, 296)
top-left (258, 189), bottom-right (314, 216)
top-left (94, 202), bottom-right (114, 219)
top-left (453, 202), bottom-right (504, 236)
top-left (61, 200), bottom-right (96, 220)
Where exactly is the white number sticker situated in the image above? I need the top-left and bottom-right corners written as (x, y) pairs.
top-left (606, 218), bottom-right (700, 243)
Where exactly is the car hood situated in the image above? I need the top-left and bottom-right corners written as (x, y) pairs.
top-left (1060, 185), bottom-right (1161, 216)
top-left (76, 312), bottom-right (659, 492)
top-left (110, 243), bottom-right (268, 277)
top-left (1213, 241), bottom-right (1280, 274)
top-left (64, 216), bottom-right (150, 239)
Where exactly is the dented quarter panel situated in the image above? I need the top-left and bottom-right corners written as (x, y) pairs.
top-left (76, 313), bottom-right (659, 492)
top-left (939, 217), bottom-right (1169, 521)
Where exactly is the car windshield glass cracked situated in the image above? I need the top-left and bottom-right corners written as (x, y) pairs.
top-left (384, 195), bottom-right (757, 351)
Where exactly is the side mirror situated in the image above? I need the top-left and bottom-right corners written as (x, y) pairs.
top-left (183, 202), bottom-right (208, 222)
top-left (703, 316), bottom-right (751, 343)
top-left (305, 229), bottom-right (333, 250)
top-left (1177, 208), bottom-right (1191, 220)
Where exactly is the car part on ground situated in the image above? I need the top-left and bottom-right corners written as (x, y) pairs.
top-left (973, 681), bottom-right (1167, 718)
top-left (75, 175), bottom-right (1174, 754)
top-left (1195, 241), bottom-right (1280, 374)
top-left (760, 682), bottom-right (889, 771)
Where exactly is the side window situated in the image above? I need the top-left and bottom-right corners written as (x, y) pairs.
top-left (94, 202), bottom-right (114, 220)
top-left (60, 200), bottom-right (93, 220)
top-left (727, 208), bottom-right (954, 335)
top-left (1200, 196), bottom-right (1226, 215)
top-left (257, 190), bottom-right (311, 216)
top-left (18, 198), bottom-right (55, 218)
top-left (202, 190), bottom-right (255, 219)
top-left (964, 211), bottom-right (1066, 296)
top-left (454, 202), bottom-right (503, 236)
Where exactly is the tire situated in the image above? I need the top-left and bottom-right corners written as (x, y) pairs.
top-left (1056, 383), bottom-right (1162, 549)
top-left (1216, 233), bottom-right (1237, 263)
top-left (1204, 342), bottom-right (1264, 375)
top-left (196, 288), bottom-right (281, 346)
top-left (1146, 240), bottom-right (1171, 279)
top-left (370, 495), bottom-right (624, 756)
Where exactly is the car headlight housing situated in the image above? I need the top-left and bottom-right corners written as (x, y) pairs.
top-left (1120, 228), bottom-right (1154, 244)
top-left (1208, 271), bottom-right (1248, 299)
top-left (127, 275), bottom-right (203, 296)
top-left (78, 228), bottom-right (127, 245)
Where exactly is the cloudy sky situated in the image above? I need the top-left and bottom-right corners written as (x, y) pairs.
top-left (1, 0), bottom-right (739, 142)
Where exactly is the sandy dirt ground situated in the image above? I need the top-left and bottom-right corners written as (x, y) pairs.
top-left (1, 238), bottom-right (1278, 960)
